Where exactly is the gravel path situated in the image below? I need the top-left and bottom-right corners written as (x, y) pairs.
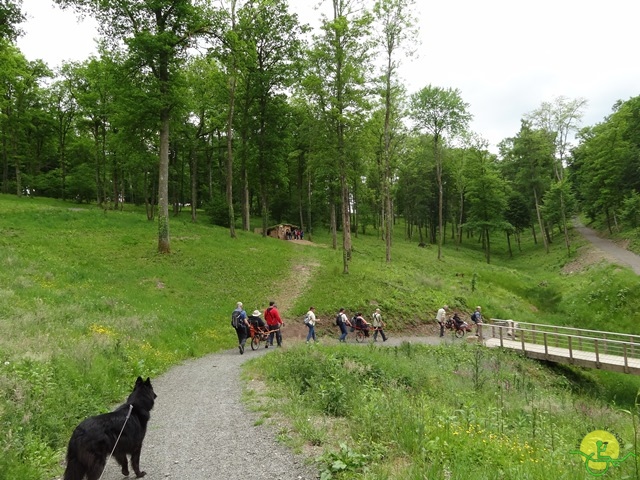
top-left (97, 347), bottom-right (318, 480)
top-left (93, 334), bottom-right (452, 480)
top-left (574, 223), bottom-right (640, 274)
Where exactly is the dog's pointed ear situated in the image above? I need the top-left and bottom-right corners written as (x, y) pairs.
top-left (144, 377), bottom-right (151, 385)
top-left (136, 376), bottom-right (143, 385)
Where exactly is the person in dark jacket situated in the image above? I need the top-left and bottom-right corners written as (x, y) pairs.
top-left (248, 309), bottom-right (266, 329)
top-left (470, 306), bottom-right (483, 336)
top-left (232, 302), bottom-right (249, 354)
top-left (336, 308), bottom-right (351, 342)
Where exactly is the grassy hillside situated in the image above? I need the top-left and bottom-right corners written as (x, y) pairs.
top-left (0, 194), bottom-right (639, 478)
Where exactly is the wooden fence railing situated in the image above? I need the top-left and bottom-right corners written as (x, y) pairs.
top-left (483, 320), bottom-right (640, 374)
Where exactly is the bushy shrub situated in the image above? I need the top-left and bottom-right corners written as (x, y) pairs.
top-left (204, 193), bottom-right (235, 227)
top-left (621, 191), bottom-right (640, 228)
top-left (66, 164), bottom-right (97, 203)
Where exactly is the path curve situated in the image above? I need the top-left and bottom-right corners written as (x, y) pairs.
top-left (99, 348), bottom-right (317, 480)
top-left (574, 224), bottom-right (640, 274)
top-left (97, 256), bottom-right (321, 480)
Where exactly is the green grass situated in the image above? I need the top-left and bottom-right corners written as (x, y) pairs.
top-left (247, 343), bottom-right (640, 480)
top-left (1, 194), bottom-right (640, 478)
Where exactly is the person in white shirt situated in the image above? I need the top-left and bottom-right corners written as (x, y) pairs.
top-left (372, 308), bottom-right (388, 342)
top-left (336, 308), bottom-right (350, 342)
top-left (305, 306), bottom-right (318, 343)
top-left (436, 305), bottom-right (449, 337)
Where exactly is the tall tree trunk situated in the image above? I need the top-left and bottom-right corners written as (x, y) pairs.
top-left (605, 208), bottom-right (612, 234)
top-left (58, 128), bottom-right (65, 201)
top-left (559, 191), bottom-right (570, 256)
top-left (258, 97), bottom-right (269, 236)
top-left (226, 73), bottom-right (237, 238)
top-left (260, 184), bottom-right (268, 238)
top-left (100, 124), bottom-right (108, 206)
top-left (306, 170), bottom-right (312, 241)
top-left (242, 168), bottom-right (250, 231)
top-left (352, 179), bottom-right (359, 238)
top-left (382, 52), bottom-right (393, 262)
top-left (297, 153), bottom-right (305, 235)
top-left (486, 228), bottom-right (491, 264)
top-left (93, 123), bottom-right (102, 205)
top-left (434, 136), bottom-right (443, 260)
top-left (533, 188), bottom-right (548, 253)
top-left (330, 201), bottom-right (337, 249)
top-left (226, 0), bottom-right (238, 238)
top-left (1, 130), bottom-right (8, 194)
top-left (190, 145), bottom-right (198, 222)
top-left (157, 108), bottom-right (171, 253)
top-left (15, 157), bottom-right (21, 197)
top-left (239, 79), bottom-right (252, 232)
top-left (341, 175), bottom-right (351, 273)
top-left (339, 185), bottom-right (351, 270)
top-left (112, 152), bottom-right (119, 210)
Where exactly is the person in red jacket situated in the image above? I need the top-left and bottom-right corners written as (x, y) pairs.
top-left (264, 301), bottom-right (283, 348)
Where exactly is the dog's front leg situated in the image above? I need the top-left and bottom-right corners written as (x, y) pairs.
top-left (130, 448), bottom-right (146, 478)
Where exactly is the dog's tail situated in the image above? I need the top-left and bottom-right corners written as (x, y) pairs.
top-left (63, 455), bottom-right (86, 480)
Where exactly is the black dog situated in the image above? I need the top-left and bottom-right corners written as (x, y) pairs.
top-left (64, 376), bottom-right (157, 480)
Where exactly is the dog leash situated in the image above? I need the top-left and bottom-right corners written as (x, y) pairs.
top-left (98, 404), bottom-right (133, 480)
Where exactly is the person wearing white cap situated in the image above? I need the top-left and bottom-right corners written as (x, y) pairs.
top-left (231, 302), bottom-right (249, 354)
top-left (336, 308), bottom-right (351, 342)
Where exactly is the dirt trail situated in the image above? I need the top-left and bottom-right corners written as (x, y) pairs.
top-left (262, 246), bottom-right (322, 340)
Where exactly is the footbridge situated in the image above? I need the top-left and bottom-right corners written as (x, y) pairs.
top-left (482, 321), bottom-right (640, 375)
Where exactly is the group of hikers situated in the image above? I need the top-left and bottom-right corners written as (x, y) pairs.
top-left (231, 301), bottom-right (284, 354)
top-left (285, 228), bottom-right (304, 240)
top-left (232, 302), bottom-right (483, 354)
top-left (436, 305), bottom-right (484, 337)
top-left (334, 308), bottom-right (388, 342)
top-left (231, 303), bottom-right (388, 354)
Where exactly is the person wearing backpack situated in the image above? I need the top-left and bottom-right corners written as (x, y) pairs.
top-left (231, 302), bottom-right (249, 354)
top-left (470, 306), bottom-right (483, 337)
top-left (371, 308), bottom-right (388, 342)
top-left (304, 306), bottom-right (318, 343)
top-left (336, 308), bottom-right (350, 342)
top-left (264, 301), bottom-right (283, 348)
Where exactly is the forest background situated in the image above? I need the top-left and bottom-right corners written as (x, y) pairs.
top-left (1, 0), bottom-right (640, 272)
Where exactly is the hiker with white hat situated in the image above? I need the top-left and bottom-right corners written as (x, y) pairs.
top-left (247, 309), bottom-right (266, 330)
